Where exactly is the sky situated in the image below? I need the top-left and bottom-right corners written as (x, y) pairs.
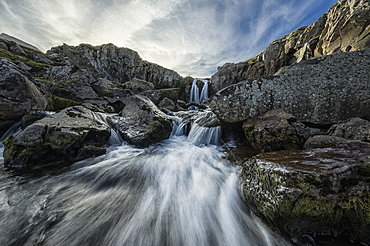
top-left (0, 0), bottom-right (337, 78)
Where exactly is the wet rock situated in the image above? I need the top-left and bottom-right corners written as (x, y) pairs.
top-left (158, 97), bottom-right (176, 111)
top-left (107, 95), bottom-right (172, 147)
top-left (242, 109), bottom-right (305, 153)
top-left (207, 50), bottom-right (370, 125)
top-left (328, 117), bottom-right (370, 142)
top-left (241, 144), bottom-right (370, 244)
top-left (3, 106), bottom-right (111, 169)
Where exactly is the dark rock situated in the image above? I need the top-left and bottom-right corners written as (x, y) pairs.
top-left (328, 117), bottom-right (370, 142)
top-left (158, 97), bottom-right (176, 111)
top-left (242, 109), bottom-right (305, 153)
top-left (241, 144), bottom-right (370, 244)
top-left (0, 59), bottom-right (49, 125)
top-left (107, 95), bottom-right (172, 147)
top-left (207, 50), bottom-right (370, 125)
top-left (3, 106), bottom-right (111, 169)
top-left (139, 88), bottom-right (179, 105)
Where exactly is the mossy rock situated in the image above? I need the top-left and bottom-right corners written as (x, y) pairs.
top-left (46, 94), bottom-right (82, 111)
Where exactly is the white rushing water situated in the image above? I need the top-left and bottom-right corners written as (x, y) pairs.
top-left (0, 118), bottom-right (291, 246)
top-left (189, 78), bottom-right (209, 104)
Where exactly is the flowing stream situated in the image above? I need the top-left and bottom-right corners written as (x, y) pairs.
top-left (0, 117), bottom-right (291, 246)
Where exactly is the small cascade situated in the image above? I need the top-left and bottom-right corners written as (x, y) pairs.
top-left (199, 80), bottom-right (208, 103)
top-left (108, 129), bottom-right (124, 146)
top-left (187, 123), bottom-right (221, 145)
top-left (171, 117), bottom-right (188, 136)
top-left (189, 79), bottom-right (200, 104)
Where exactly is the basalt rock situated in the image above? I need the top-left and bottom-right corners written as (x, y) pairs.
top-left (207, 50), bottom-right (370, 125)
top-left (107, 95), bottom-right (172, 147)
top-left (241, 144), bottom-right (370, 245)
top-left (3, 106), bottom-right (111, 169)
top-left (210, 0), bottom-right (370, 95)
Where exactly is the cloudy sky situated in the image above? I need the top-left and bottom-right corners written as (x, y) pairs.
top-left (0, 0), bottom-right (336, 77)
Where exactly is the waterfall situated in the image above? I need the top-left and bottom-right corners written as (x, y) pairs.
top-left (0, 112), bottom-right (291, 246)
top-left (199, 80), bottom-right (209, 103)
top-left (189, 78), bottom-right (200, 104)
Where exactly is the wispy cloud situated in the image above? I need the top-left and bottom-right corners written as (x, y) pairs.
top-left (0, 0), bottom-right (336, 77)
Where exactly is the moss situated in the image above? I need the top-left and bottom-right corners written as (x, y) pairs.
top-left (309, 35), bottom-right (320, 42)
top-left (358, 166), bottom-right (370, 181)
top-left (243, 125), bottom-right (255, 135)
top-left (247, 57), bottom-right (257, 65)
top-left (104, 89), bottom-right (114, 97)
top-left (72, 127), bottom-right (90, 134)
top-left (0, 48), bottom-right (51, 72)
top-left (34, 77), bottom-right (57, 85)
top-left (46, 94), bottom-right (82, 111)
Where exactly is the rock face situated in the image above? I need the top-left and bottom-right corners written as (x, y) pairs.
top-left (207, 50), bottom-right (370, 125)
top-left (107, 95), bottom-right (173, 147)
top-left (210, 0), bottom-right (370, 95)
top-left (241, 144), bottom-right (370, 244)
top-left (3, 106), bottom-right (111, 168)
top-left (328, 117), bottom-right (370, 142)
top-left (0, 58), bottom-right (48, 131)
top-left (46, 43), bottom-right (182, 89)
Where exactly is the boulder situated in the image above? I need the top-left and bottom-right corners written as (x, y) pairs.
top-left (241, 144), bottom-right (370, 244)
top-left (242, 109), bottom-right (305, 153)
top-left (0, 58), bottom-right (48, 126)
top-left (207, 50), bottom-right (370, 125)
top-left (158, 97), bottom-right (176, 111)
top-left (328, 117), bottom-right (370, 142)
top-left (122, 78), bottom-right (154, 93)
top-left (107, 95), bottom-right (172, 147)
top-left (3, 106), bottom-right (111, 169)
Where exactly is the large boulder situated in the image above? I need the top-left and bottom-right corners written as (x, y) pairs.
top-left (241, 144), bottom-right (370, 245)
top-left (207, 50), bottom-right (370, 125)
top-left (209, 0), bottom-right (370, 95)
top-left (107, 95), bottom-right (172, 147)
top-left (3, 106), bottom-right (111, 169)
top-left (0, 58), bottom-right (48, 133)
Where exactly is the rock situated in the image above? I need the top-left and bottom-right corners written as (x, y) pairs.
top-left (242, 109), bottom-right (305, 153)
top-left (207, 50), bottom-right (370, 125)
top-left (241, 144), bottom-right (370, 244)
top-left (139, 88), bottom-right (180, 105)
top-left (209, 0), bottom-right (370, 95)
top-left (328, 117), bottom-right (370, 142)
top-left (107, 95), bottom-right (172, 147)
top-left (122, 78), bottom-right (154, 93)
top-left (303, 134), bottom-right (370, 150)
top-left (158, 97), bottom-right (176, 111)
top-left (46, 43), bottom-right (182, 89)
top-left (0, 58), bottom-right (48, 125)
top-left (3, 106), bottom-right (111, 169)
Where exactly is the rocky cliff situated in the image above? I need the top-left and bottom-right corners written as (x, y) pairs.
top-left (210, 0), bottom-right (370, 95)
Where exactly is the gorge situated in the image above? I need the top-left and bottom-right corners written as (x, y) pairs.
top-left (0, 0), bottom-right (370, 245)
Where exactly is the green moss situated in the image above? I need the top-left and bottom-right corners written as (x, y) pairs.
top-left (247, 57), bottom-right (257, 65)
top-left (0, 48), bottom-right (50, 72)
top-left (243, 125), bottom-right (255, 135)
top-left (34, 77), bottom-right (57, 85)
top-left (309, 35), bottom-right (320, 42)
top-left (46, 94), bottom-right (82, 111)
top-left (104, 89), bottom-right (114, 97)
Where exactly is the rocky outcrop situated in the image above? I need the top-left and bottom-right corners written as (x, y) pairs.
top-left (210, 0), bottom-right (370, 95)
top-left (241, 144), bottom-right (370, 245)
top-left (3, 106), bottom-right (111, 169)
top-left (207, 50), bottom-right (370, 125)
top-left (328, 117), bottom-right (370, 142)
top-left (46, 43), bottom-right (182, 89)
top-left (0, 58), bottom-right (49, 135)
top-left (107, 95), bottom-right (173, 147)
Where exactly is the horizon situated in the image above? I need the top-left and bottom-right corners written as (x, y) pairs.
top-left (0, 0), bottom-right (337, 78)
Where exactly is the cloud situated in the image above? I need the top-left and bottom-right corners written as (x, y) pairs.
top-left (0, 0), bottom-right (336, 77)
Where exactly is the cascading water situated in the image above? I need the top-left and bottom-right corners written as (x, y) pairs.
top-left (189, 79), bottom-right (209, 104)
top-left (0, 114), bottom-right (291, 246)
